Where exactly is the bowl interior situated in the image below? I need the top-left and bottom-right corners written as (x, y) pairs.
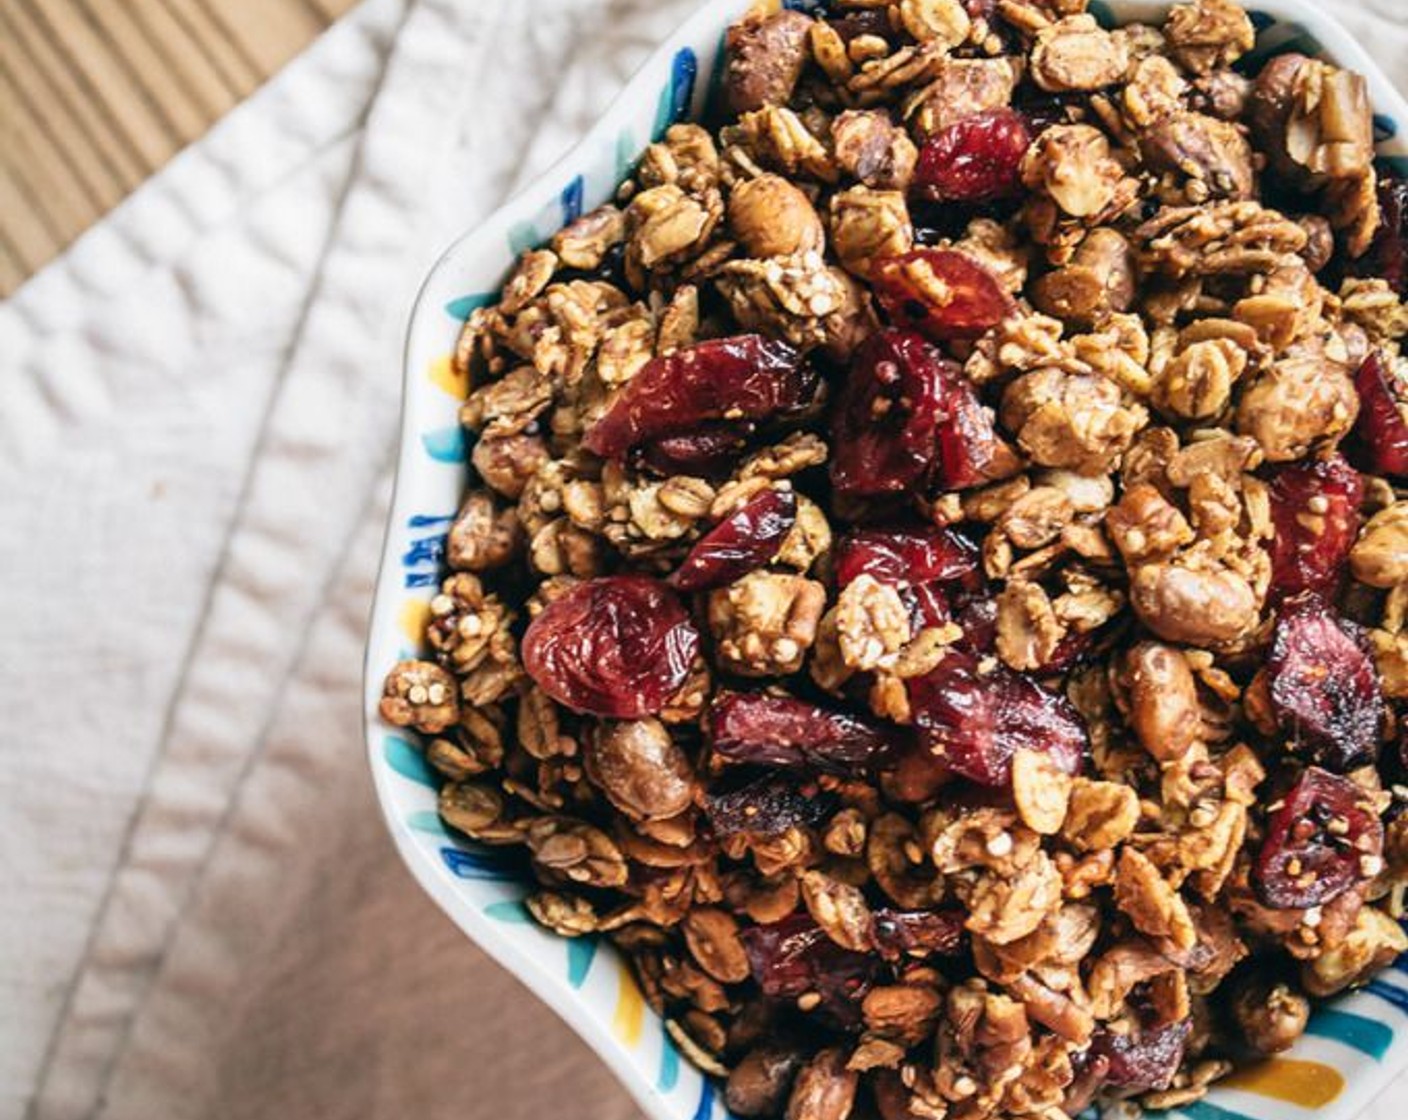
top-left (364, 4), bottom-right (1408, 1118)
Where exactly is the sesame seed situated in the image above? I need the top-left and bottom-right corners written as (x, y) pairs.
top-left (408, 685), bottom-right (429, 704)
top-left (986, 831), bottom-right (1014, 858)
top-left (797, 991), bottom-right (822, 1012)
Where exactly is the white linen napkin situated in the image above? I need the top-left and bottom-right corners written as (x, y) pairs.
top-left (2, 0), bottom-right (1405, 1117)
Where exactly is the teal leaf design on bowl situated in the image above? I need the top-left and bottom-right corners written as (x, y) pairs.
top-left (509, 220), bottom-right (542, 255)
top-left (384, 736), bottom-right (437, 787)
top-left (445, 292), bottom-right (497, 320)
top-left (484, 899), bottom-right (530, 923)
top-left (1305, 1007), bottom-right (1395, 1059)
top-left (406, 809), bottom-right (449, 837)
top-left (422, 426), bottom-right (466, 463)
top-left (568, 938), bottom-right (598, 989)
top-left (657, 1022), bottom-right (681, 1092)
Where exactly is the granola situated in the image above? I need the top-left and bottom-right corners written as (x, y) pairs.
top-left (385, 3), bottom-right (1408, 1117)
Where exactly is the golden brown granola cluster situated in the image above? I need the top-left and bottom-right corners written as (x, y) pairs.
top-left (380, 2), bottom-right (1408, 1117)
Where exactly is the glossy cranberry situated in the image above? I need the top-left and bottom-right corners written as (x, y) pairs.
top-left (913, 110), bottom-right (1032, 203)
top-left (1349, 350), bottom-right (1408, 479)
top-left (834, 525), bottom-right (980, 589)
top-left (1087, 1019), bottom-right (1191, 1095)
top-left (704, 772), bottom-right (835, 838)
top-left (828, 8), bottom-right (896, 45)
top-left (522, 576), bottom-right (699, 718)
top-left (906, 650), bottom-right (1087, 786)
top-left (583, 335), bottom-right (815, 460)
top-left (672, 489), bottom-right (797, 592)
top-left (1268, 596), bottom-right (1383, 771)
top-left (831, 328), bottom-right (950, 496)
top-left (635, 425), bottom-right (753, 477)
top-left (871, 909), bottom-right (966, 959)
top-left (871, 249), bottom-right (1015, 341)
top-left (710, 691), bottom-right (897, 773)
top-left (934, 368), bottom-right (1017, 490)
top-left (1254, 766), bottom-right (1384, 909)
top-left (952, 590), bottom-right (998, 653)
top-left (1352, 174), bottom-right (1408, 294)
top-left (740, 913), bottom-right (878, 1027)
top-left (1267, 453), bottom-right (1364, 601)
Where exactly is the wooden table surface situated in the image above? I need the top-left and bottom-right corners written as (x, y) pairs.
top-left (0, 0), bottom-right (360, 297)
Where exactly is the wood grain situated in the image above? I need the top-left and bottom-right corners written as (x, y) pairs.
top-left (0, 0), bottom-right (360, 296)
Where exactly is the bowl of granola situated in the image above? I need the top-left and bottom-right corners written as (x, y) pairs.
top-left (363, 1), bottom-right (1408, 1118)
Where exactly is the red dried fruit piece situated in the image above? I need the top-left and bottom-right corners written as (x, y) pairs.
top-left (710, 690), bottom-right (897, 773)
top-left (635, 424), bottom-right (753, 478)
top-left (1254, 766), bottom-right (1384, 909)
top-left (1352, 174), bottom-right (1408, 294)
top-left (1268, 596), bottom-right (1383, 771)
top-left (739, 913), bottom-right (878, 1027)
top-left (906, 650), bottom-right (1087, 786)
top-left (913, 110), bottom-right (1032, 203)
top-left (522, 576), bottom-right (700, 718)
top-left (871, 249), bottom-right (1016, 341)
top-left (1349, 350), bottom-right (1408, 480)
top-left (1087, 1019), bottom-right (1191, 1095)
top-left (672, 489), bottom-right (797, 592)
top-left (952, 590), bottom-right (998, 653)
top-left (882, 739), bottom-right (954, 803)
top-left (871, 909), bottom-right (966, 959)
top-left (1267, 453), bottom-right (1364, 601)
top-left (835, 526), bottom-right (980, 589)
top-left (934, 368), bottom-right (1018, 490)
top-left (704, 772), bottom-right (835, 838)
top-left (583, 335), bottom-right (815, 460)
top-left (831, 328), bottom-right (950, 496)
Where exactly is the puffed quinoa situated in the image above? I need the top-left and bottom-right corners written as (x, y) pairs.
top-left (384, 3), bottom-right (1408, 1114)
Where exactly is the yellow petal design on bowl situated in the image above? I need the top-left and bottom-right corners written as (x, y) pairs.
top-left (428, 354), bottom-right (468, 400)
top-left (398, 598), bottom-right (432, 645)
top-left (1219, 1057), bottom-right (1345, 1107)
top-left (612, 958), bottom-right (645, 1046)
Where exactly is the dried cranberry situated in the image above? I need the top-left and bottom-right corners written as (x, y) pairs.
top-left (1267, 453), bottom-right (1364, 601)
top-left (934, 368), bottom-right (1017, 490)
top-left (1352, 174), bottom-right (1408, 294)
top-left (835, 526), bottom-right (980, 589)
top-left (1087, 1019), bottom-right (1191, 1095)
top-left (672, 489), bottom-right (797, 592)
top-left (583, 335), bottom-right (815, 460)
top-left (1349, 350), bottom-right (1408, 480)
top-left (634, 424), bottom-right (753, 477)
top-left (871, 249), bottom-right (1015, 341)
top-left (913, 110), bottom-right (1032, 203)
top-left (952, 590), bottom-right (998, 653)
top-left (831, 328), bottom-right (950, 496)
top-left (906, 650), bottom-right (1087, 786)
top-left (1254, 766), bottom-right (1384, 909)
top-left (710, 690), bottom-right (897, 773)
top-left (521, 576), bottom-right (700, 718)
top-left (871, 908), bottom-right (966, 959)
top-left (828, 9), bottom-right (895, 45)
top-left (1268, 596), bottom-right (1383, 771)
top-left (740, 914), bottom-right (878, 1027)
top-left (704, 772), bottom-right (835, 838)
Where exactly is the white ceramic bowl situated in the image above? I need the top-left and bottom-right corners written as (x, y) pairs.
top-left (363, 3), bottom-right (1408, 1117)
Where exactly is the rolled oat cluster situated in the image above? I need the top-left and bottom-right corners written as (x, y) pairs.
top-left (381, 1), bottom-right (1408, 1116)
